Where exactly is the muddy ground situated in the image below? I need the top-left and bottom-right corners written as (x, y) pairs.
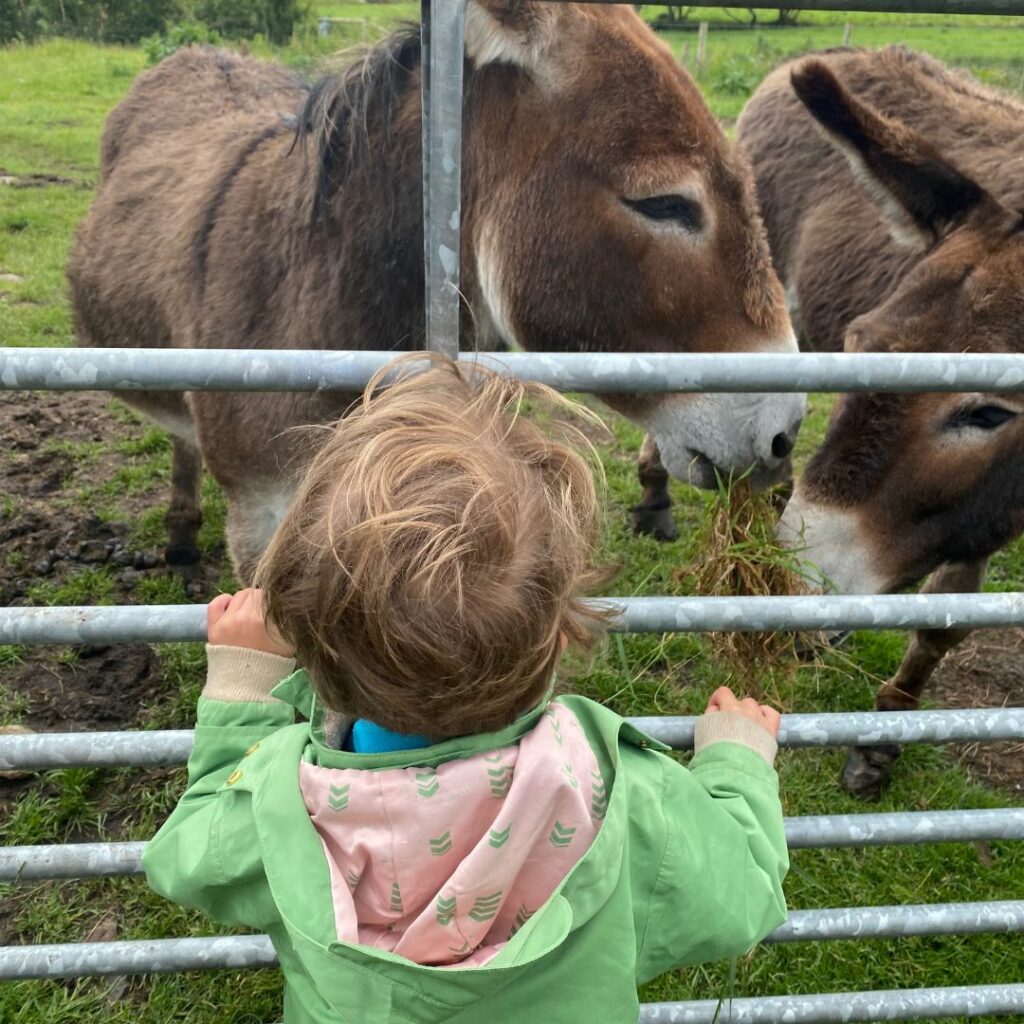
top-left (1, 388), bottom-right (1022, 798)
top-left (1, 390), bottom-right (189, 722)
top-left (0, 389), bottom-right (228, 844)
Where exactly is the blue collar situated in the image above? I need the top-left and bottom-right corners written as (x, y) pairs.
top-left (342, 718), bottom-right (431, 754)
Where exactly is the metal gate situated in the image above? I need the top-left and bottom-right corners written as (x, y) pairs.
top-left (3, 0), bottom-right (1024, 1020)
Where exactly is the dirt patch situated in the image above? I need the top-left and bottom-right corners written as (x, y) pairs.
top-left (0, 388), bottom-right (226, 730)
top-left (0, 643), bottom-right (161, 823)
top-left (3, 644), bottom-right (159, 732)
top-left (2, 391), bottom-right (164, 599)
top-left (930, 628), bottom-right (1024, 795)
top-left (0, 169), bottom-right (88, 189)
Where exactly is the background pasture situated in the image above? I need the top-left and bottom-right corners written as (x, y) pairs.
top-left (2, 6), bottom-right (1024, 1021)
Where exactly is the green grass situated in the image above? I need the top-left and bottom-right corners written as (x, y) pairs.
top-left (3, 11), bottom-right (1024, 1023)
top-left (0, 40), bottom-right (147, 348)
top-left (680, 20), bottom-right (1024, 118)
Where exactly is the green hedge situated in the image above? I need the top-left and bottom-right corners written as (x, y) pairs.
top-left (196, 0), bottom-right (304, 45)
top-left (0, 0), bottom-right (305, 45)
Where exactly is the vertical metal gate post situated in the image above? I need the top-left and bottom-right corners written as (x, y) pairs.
top-left (421, 0), bottom-right (466, 358)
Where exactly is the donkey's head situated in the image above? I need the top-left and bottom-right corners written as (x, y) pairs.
top-left (462, 1), bottom-right (803, 487)
top-left (779, 61), bottom-right (1024, 593)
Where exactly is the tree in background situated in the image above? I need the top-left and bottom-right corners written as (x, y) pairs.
top-left (197, 0), bottom-right (305, 46)
top-left (742, 5), bottom-right (802, 24)
top-left (0, 0), bottom-right (306, 45)
top-left (1, 0), bottom-right (180, 42)
top-left (773, 7), bottom-right (802, 24)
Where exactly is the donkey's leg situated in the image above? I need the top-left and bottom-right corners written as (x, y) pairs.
top-left (841, 557), bottom-right (989, 800)
top-left (164, 437), bottom-right (204, 578)
top-left (115, 391), bottom-right (206, 579)
top-left (190, 387), bottom-right (351, 586)
top-left (223, 479), bottom-right (300, 586)
top-left (632, 434), bottom-right (677, 541)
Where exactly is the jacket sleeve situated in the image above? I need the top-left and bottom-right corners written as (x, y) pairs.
top-left (635, 714), bottom-right (789, 981)
top-left (142, 646), bottom-right (297, 928)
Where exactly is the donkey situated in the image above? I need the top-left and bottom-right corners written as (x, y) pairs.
top-left (68, 0), bottom-right (804, 582)
top-left (737, 47), bottom-right (1024, 798)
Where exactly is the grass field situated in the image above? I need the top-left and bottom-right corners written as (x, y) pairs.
top-left (2, 6), bottom-right (1024, 1022)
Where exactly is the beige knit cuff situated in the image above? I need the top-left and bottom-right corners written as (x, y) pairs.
top-left (203, 645), bottom-right (297, 703)
top-left (694, 710), bottom-right (778, 766)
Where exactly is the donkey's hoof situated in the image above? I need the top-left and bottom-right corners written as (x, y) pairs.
top-left (841, 743), bottom-right (902, 801)
top-left (632, 506), bottom-right (678, 542)
top-left (165, 542), bottom-right (201, 566)
top-left (165, 544), bottom-right (203, 584)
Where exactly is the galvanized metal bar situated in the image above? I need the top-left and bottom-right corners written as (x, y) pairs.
top-left (4, 710), bottom-right (1023, 772)
top-left (4, 810), bottom-right (1022, 881)
top-left (4, 593), bottom-right (1024, 647)
top-left (564, 0), bottom-right (1024, 12)
top-left (0, 842), bottom-right (148, 881)
top-left (420, 0), bottom-right (465, 358)
top-left (634, 707), bottom-right (1024, 749)
top-left (785, 807), bottom-right (1024, 849)
top-left (2, 904), bottom-right (1022, 979)
top-left (0, 730), bottom-right (195, 770)
top-left (642, 984), bottom-right (1024, 1024)
top-left (6, 349), bottom-right (1024, 393)
top-left (420, 0), bottom-right (432, 341)
top-left (0, 936), bottom-right (277, 980)
top-left (766, 900), bottom-right (1024, 943)
top-left (0, 605), bottom-right (205, 645)
top-left (602, 593), bottom-right (1024, 633)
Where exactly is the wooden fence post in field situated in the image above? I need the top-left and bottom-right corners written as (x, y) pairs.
top-left (842, 22), bottom-right (853, 46)
top-left (680, 42), bottom-right (690, 68)
top-left (696, 21), bottom-right (709, 77)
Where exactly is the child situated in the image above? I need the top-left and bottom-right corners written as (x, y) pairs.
top-left (143, 355), bottom-right (788, 1024)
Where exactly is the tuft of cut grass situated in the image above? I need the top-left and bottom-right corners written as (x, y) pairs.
top-left (681, 475), bottom-right (817, 699)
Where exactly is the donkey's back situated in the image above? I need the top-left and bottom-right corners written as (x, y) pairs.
top-left (72, 46), bottom-right (308, 354)
top-left (100, 46), bottom-right (305, 177)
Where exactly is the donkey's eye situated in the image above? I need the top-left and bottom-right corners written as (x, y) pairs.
top-left (625, 195), bottom-right (704, 232)
top-left (949, 405), bottom-right (1019, 430)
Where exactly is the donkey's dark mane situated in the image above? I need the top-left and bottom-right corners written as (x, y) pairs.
top-left (296, 25), bottom-right (423, 224)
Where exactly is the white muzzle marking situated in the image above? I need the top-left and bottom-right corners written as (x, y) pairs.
top-left (637, 388), bottom-right (806, 489)
top-left (778, 494), bottom-right (885, 595)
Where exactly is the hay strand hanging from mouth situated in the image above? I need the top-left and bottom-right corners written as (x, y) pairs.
top-left (679, 476), bottom-right (818, 697)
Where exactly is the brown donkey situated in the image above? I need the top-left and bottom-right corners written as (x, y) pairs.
top-left (738, 47), bottom-right (1024, 797)
top-left (68, 0), bottom-right (804, 581)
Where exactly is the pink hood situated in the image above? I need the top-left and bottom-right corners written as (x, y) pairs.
top-left (299, 703), bottom-right (603, 968)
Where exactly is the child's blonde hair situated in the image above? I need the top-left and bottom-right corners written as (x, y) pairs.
top-left (256, 354), bottom-right (614, 738)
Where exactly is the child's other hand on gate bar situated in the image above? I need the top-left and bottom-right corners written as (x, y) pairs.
top-left (705, 686), bottom-right (781, 738)
top-left (207, 588), bottom-right (295, 658)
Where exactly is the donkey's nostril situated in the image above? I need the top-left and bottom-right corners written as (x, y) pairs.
top-left (771, 431), bottom-right (795, 460)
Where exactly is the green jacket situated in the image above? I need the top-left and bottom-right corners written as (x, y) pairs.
top-left (144, 669), bottom-right (788, 1024)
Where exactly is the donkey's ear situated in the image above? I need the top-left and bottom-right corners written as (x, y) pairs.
top-left (791, 60), bottom-right (991, 249)
top-left (465, 0), bottom-right (554, 71)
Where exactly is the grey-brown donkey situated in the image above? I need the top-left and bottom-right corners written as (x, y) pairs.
top-left (68, 0), bottom-right (805, 584)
